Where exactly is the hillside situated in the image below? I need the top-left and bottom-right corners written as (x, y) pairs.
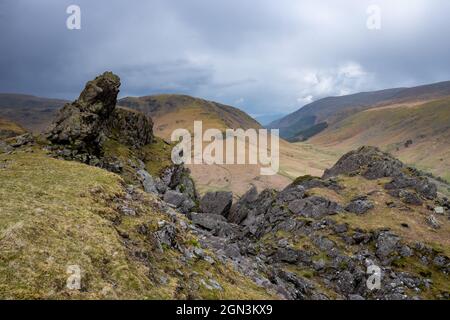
top-left (1, 145), bottom-right (449, 299)
top-left (0, 147), bottom-right (275, 299)
top-left (309, 98), bottom-right (450, 182)
top-left (268, 81), bottom-right (450, 140)
top-left (1, 72), bottom-right (449, 300)
top-left (0, 118), bottom-right (26, 139)
top-left (118, 94), bottom-right (262, 140)
top-left (0, 94), bottom-right (67, 132)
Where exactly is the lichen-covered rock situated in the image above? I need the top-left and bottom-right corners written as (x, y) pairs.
top-left (46, 72), bottom-right (120, 154)
top-left (9, 133), bottom-right (34, 148)
top-left (137, 169), bottom-right (158, 194)
top-left (323, 146), bottom-right (404, 180)
top-left (189, 212), bottom-right (237, 237)
top-left (376, 232), bottom-right (400, 260)
top-left (323, 146), bottom-right (437, 200)
top-left (398, 190), bottom-right (423, 206)
top-left (288, 196), bottom-right (342, 218)
top-left (46, 72), bottom-right (153, 157)
top-left (425, 215), bottom-right (441, 229)
top-left (106, 107), bottom-right (153, 148)
top-left (160, 165), bottom-right (198, 205)
top-left (345, 197), bottom-right (374, 214)
top-left (292, 175), bottom-right (342, 191)
top-left (385, 175), bottom-right (437, 200)
top-left (164, 190), bottom-right (187, 207)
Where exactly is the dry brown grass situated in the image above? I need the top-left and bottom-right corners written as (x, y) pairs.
top-left (310, 98), bottom-right (450, 182)
top-left (330, 176), bottom-right (450, 256)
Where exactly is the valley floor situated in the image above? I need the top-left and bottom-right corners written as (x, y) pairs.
top-left (187, 140), bottom-right (339, 197)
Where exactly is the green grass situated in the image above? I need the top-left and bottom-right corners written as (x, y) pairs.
top-left (142, 137), bottom-right (174, 176)
top-left (0, 148), bottom-right (275, 299)
top-left (392, 256), bottom-right (450, 299)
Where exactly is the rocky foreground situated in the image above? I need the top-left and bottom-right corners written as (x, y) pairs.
top-left (0, 72), bottom-right (449, 299)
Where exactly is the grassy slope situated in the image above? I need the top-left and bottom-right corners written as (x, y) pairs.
top-left (0, 118), bottom-right (26, 139)
top-left (310, 98), bottom-right (450, 182)
top-left (269, 81), bottom-right (450, 139)
top-left (0, 148), bottom-right (274, 299)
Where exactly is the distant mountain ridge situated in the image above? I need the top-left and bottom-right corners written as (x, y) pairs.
top-left (0, 93), bottom-right (261, 137)
top-left (310, 97), bottom-right (450, 182)
top-left (268, 80), bottom-right (450, 139)
top-left (0, 94), bottom-right (68, 132)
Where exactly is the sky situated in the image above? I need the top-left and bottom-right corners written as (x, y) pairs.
top-left (1, 0), bottom-right (450, 119)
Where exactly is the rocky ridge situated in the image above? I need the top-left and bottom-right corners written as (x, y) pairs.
top-left (189, 147), bottom-right (450, 299)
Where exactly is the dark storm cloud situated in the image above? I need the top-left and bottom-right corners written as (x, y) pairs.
top-left (1, 0), bottom-right (450, 116)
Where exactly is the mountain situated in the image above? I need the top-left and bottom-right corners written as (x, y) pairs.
top-left (1, 72), bottom-right (449, 300)
top-left (0, 94), bottom-right (67, 132)
top-left (117, 95), bottom-right (297, 196)
top-left (118, 94), bottom-right (262, 140)
top-left (0, 93), bottom-right (262, 139)
top-left (254, 113), bottom-right (287, 126)
top-left (268, 81), bottom-right (450, 140)
top-left (309, 97), bottom-right (450, 182)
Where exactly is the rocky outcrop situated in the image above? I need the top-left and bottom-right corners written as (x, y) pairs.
top-left (287, 196), bottom-right (342, 218)
top-left (323, 146), bottom-right (404, 180)
top-left (189, 212), bottom-right (237, 238)
top-left (183, 147), bottom-right (449, 300)
top-left (46, 71), bottom-right (153, 162)
top-left (228, 185), bottom-right (259, 224)
top-left (323, 146), bottom-right (437, 202)
top-left (43, 72), bottom-right (201, 215)
top-left (163, 190), bottom-right (195, 214)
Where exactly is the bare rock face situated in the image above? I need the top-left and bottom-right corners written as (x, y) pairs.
top-left (78, 72), bottom-right (121, 115)
top-left (228, 185), bottom-right (258, 224)
top-left (46, 72), bottom-right (153, 157)
top-left (46, 72), bottom-right (120, 154)
top-left (200, 191), bottom-right (233, 217)
top-left (106, 107), bottom-right (153, 149)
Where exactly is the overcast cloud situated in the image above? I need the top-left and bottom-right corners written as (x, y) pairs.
top-left (1, 0), bottom-right (450, 117)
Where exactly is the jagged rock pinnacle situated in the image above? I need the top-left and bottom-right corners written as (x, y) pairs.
top-left (46, 71), bottom-right (153, 158)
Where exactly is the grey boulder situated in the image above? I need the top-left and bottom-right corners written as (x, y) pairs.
top-left (345, 197), bottom-right (374, 214)
top-left (137, 169), bottom-right (158, 194)
top-left (200, 191), bottom-right (233, 217)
